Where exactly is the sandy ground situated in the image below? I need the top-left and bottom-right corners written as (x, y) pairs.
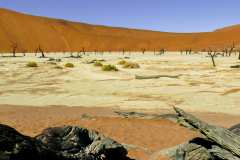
top-left (0, 52), bottom-right (240, 159)
top-left (0, 52), bottom-right (240, 114)
top-left (1, 105), bottom-right (240, 160)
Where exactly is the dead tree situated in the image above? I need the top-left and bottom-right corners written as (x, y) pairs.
top-left (142, 48), bottom-right (146, 55)
top-left (207, 48), bottom-right (217, 67)
top-left (82, 47), bottom-right (85, 55)
top-left (37, 45), bottom-right (45, 58)
top-left (122, 49), bottom-right (125, 55)
top-left (185, 49), bottom-right (192, 55)
top-left (22, 49), bottom-right (27, 56)
top-left (180, 50), bottom-right (183, 55)
top-left (11, 42), bottom-right (18, 57)
top-left (223, 42), bottom-right (235, 57)
top-left (229, 42), bottom-right (235, 56)
top-left (155, 49), bottom-right (165, 56)
top-left (237, 49), bottom-right (240, 60)
top-left (160, 48), bottom-right (165, 55)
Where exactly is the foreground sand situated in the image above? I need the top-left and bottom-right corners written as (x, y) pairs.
top-left (1, 105), bottom-right (240, 160)
top-left (1, 52), bottom-right (240, 159)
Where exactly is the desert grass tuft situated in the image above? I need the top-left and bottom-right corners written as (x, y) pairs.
top-left (118, 60), bottom-right (127, 65)
top-left (94, 61), bottom-right (103, 67)
top-left (65, 63), bottom-right (74, 68)
top-left (26, 61), bottom-right (38, 67)
top-left (102, 64), bottom-right (118, 71)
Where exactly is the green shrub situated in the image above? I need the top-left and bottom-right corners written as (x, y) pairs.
top-left (102, 64), bottom-right (118, 71)
top-left (94, 61), bottom-right (103, 67)
top-left (26, 61), bottom-right (38, 67)
top-left (65, 63), bottom-right (74, 68)
top-left (123, 62), bottom-right (140, 69)
top-left (118, 60), bottom-right (127, 65)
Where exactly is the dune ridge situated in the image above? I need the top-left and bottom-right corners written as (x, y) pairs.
top-left (0, 8), bottom-right (240, 52)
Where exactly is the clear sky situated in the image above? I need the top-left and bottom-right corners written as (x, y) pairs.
top-left (0, 0), bottom-right (239, 33)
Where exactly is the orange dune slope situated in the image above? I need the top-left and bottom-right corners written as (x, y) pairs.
top-left (0, 8), bottom-right (240, 52)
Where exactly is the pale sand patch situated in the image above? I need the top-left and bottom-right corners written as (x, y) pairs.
top-left (0, 52), bottom-right (240, 114)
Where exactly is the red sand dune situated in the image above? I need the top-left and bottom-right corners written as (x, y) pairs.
top-left (0, 8), bottom-right (240, 52)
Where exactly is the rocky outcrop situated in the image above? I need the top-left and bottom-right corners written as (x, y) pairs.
top-left (0, 124), bottom-right (129, 160)
top-left (166, 107), bottom-right (240, 160)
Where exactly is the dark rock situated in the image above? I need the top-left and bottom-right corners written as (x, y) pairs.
top-left (0, 124), bottom-right (38, 160)
top-left (0, 124), bottom-right (129, 160)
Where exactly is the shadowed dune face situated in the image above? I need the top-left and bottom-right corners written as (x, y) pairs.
top-left (0, 8), bottom-right (240, 52)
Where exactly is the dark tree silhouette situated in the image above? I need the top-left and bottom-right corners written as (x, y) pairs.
top-left (223, 42), bottom-right (235, 57)
top-left (11, 42), bottom-right (18, 57)
top-left (122, 48), bottom-right (125, 55)
top-left (37, 45), bottom-right (45, 58)
top-left (82, 47), bottom-right (85, 55)
top-left (142, 48), bottom-right (146, 55)
top-left (207, 48), bottom-right (217, 67)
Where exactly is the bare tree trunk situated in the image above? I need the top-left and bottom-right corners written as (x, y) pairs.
top-left (11, 42), bottom-right (18, 57)
top-left (38, 45), bottom-right (45, 58)
top-left (40, 50), bottom-right (45, 58)
top-left (82, 47), bottom-right (85, 55)
top-left (210, 54), bottom-right (216, 67)
top-left (207, 49), bottom-right (216, 67)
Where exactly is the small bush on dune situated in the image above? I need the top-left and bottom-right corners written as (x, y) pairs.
top-left (102, 64), bottom-right (118, 71)
top-left (123, 62), bottom-right (140, 69)
top-left (118, 60), bottom-right (127, 65)
top-left (26, 61), bottom-right (38, 67)
top-left (94, 61), bottom-right (103, 67)
top-left (65, 63), bottom-right (74, 68)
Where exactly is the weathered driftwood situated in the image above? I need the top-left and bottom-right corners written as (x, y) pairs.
top-left (231, 65), bottom-right (240, 68)
top-left (209, 145), bottom-right (240, 160)
top-left (135, 74), bottom-right (181, 80)
top-left (176, 142), bottom-right (211, 160)
top-left (159, 137), bottom-right (214, 160)
top-left (114, 111), bottom-right (178, 121)
top-left (174, 107), bottom-right (240, 159)
top-left (0, 124), bottom-right (129, 160)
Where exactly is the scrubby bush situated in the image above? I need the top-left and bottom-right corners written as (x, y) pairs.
top-left (118, 60), bottom-right (127, 65)
top-left (26, 61), bottom-right (38, 67)
top-left (102, 64), bottom-right (118, 71)
top-left (94, 61), bottom-right (103, 67)
top-left (65, 63), bottom-right (74, 68)
top-left (123, 62), bottom-right (140, 69)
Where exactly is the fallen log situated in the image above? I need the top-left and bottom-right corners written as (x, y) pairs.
top-left (114, 111), bottom-right (178, 122)
top-left (174, 107), bottom-right (240, 159)
top-left (135, 74), bottom-right (181, 79)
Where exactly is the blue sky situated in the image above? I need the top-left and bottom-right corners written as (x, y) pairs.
top-left (0, 0), bottom-right (239, 32)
